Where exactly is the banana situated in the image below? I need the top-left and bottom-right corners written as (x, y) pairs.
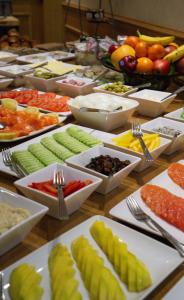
top-left (137, 30), bottom-right (175, 46)
top-left (164, 44), bottom-right (184, 62)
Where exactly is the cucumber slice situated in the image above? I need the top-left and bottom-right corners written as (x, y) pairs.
top-left (53, 132), bottom-right (89, 153)
top-left (41, 137), bottom-right (74, 161)
top-left (12, 150), bottom-right (44, 174)
top-left (28, 143), bottom-right (63, 166)
top-left (67, 126), bottom-right (102, 147)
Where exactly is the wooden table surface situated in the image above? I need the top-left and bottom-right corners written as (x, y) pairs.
top-left (0, 95), bottom-right (184, 299)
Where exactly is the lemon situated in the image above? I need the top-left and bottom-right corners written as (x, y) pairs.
top-left (111, 45), bottom-right (135, 70)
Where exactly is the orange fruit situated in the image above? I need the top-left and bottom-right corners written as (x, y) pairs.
top-left (124, 36), bottom-right (140, 49)
top-left (136, 57), bottom-right (153, 73)
top-left (148, 44), bottom-right (165, 60)
top-left (111, 44), bottom-right (135, 70)
top-left (135, 41), bottom-right (148, 58)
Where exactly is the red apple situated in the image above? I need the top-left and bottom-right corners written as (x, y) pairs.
top-left (153, 59), bottom-right (170, 74)
top-left (164, 45), bottom-right (177, 55)
top-left (176, 57), bottom-right (184, 74)
top-left (108, 44), bottom-right (118, 55)
top-left (119, 55), bottom-right (137, 72)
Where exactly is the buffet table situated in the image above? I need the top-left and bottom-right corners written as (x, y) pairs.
top-left (0, 96), bottom-right (184, 299)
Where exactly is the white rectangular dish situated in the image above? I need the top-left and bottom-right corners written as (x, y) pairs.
top-left (110, 160), bottom-right (184, 244)
top-left (25, 73), bottom-right (65, 92)
top-left (93, 82), bottom-right (138, 97)
top-left (128, 89), bottom-right (176, 117)
top-left (0, 124), bottom-right (96, 177)
top-left (16, 90), bottom-right (72, 117)
top-left (15, 163), bottom-right (102, 218)
top-left (164, 107), bottom-right (184, 123)
top-left (0, 77), bottom-right (13, 89)
top-left (68, 93), bottom-right (139, 132)
top-left (0, 51), bottom-right (18, 63)
top-left (66, 145), bottom-right (141, 194)
top-left (0, 187), bottom-right (48, 255)
top-left (0, 64), bottom-right (33, 77)
top-left (16, 51), bottom-right (75, 64)
top-left (141, 117), bottom-right (184, 155)
top-left (2, 215), bottom-right (183, 299)
top-left (0, 105), bottom-right (66, 143)
top-left (92, 129), bottom-right (171, 172)
top-left (56, 75), bottom-right (97, 97)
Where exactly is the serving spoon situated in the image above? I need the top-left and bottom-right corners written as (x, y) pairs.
top-left (0, 122), bottom-right (6, 130)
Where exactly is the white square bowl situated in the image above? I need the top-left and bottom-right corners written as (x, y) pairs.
top-left (95, 130), bottom-right (171, 172)
top-left (68, 93), bottom-right (139, 132)
top-left (141, 117), bottom-right (184, 155)
top-left (56, 75), bottom-right (97, 97)
top-left (164, 107), bottom-right (184, 123)
top-left (0, 187), bottom-right (48, 255)
top-left (66, 145), bottom-right (141, 194)
top-left (25, 73), bottom-right (65, 92)
top-left (15, 163), bottom-right (102, 219)
top-left (128, 89), bottom-right (176, 117)
top-left (93, 82), bottom-right (138, 97)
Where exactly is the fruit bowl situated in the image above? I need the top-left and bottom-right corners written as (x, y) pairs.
top-left (100, 56), bottom-right (180, 90)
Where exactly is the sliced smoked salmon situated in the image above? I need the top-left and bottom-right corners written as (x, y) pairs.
top-left (168, 162), bottom-right (184, 189)
top-left (141, 184), bottom-right (184, 232)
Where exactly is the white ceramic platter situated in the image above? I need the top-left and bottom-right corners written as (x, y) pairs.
top-left (164, 107), bottom-right (184, 123)
top-left (2, 215), bottom-right (183, 300)
top-left (0, 124), bottom-right (95, 176)
top-left (110, 160), bottom-right (184, 243)
top-left (0, 64), bottom-right (33, 77)
top-left (0, 105), bottom-right (66, 143)
top-left (16, 51), bottom-right (75, 64)
top-left (16, 90), bottom-right (72, 117)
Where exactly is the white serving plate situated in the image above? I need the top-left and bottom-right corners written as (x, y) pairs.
top-left (0, 105), bottom-right (66, 143)
top-left (0, 187), bottom-right (48, 255)
top-left (25, 73), bottom-right (65, 92)
top-left (66, 145), bottom-right (141, 194)
top-left (162, 276), bottom-right (184, 300)
top-left (16, 51), bottom-right (75, 64)
top-left (110, 160), bottom-right (184, 244)
top-left (93, 82), bottom-right (138, 97)
top-left (15, 163), bottom-right (102, 219)
top-left (0, 51), bottom-right (18, 63)
top-left (0, 64), bottom-right (33, 77)
top-left (0, 78), bottom-right (13, 89)
top-left (128, 89), bottom-right (176, 117)
top-left (141, 117), bottom-right (184, 155)
top-left (0, 124), bottom-right (96, 177)
top-left (164, 107), bottom-right (184, 123)
top-left (68, 93), bottom-right (139, 132)
top-left (2, 215), bottom-right (183, 299)
top-left (92, 129), bottom-right (171, 172)
top-left (17, 90), bottom-right (72, 117)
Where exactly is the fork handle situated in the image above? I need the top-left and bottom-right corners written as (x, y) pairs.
top-left (149, 218), bottom-right (184, 257)
top-left (138, 137), bottom-right (153, 161)
top-left (57, 187), bottom-right (69, 220)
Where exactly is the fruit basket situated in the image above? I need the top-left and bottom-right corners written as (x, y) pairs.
top-left (101, 32), bottom-right (184, 90)
top-left (100, 55), bottom-right (179, 90)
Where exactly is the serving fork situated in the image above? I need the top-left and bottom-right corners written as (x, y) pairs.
top-left (0, 272), bottom-right (5, 300)
top-left (53, 167), bottom-right (69, 220)
top-left (126, 196), bottom-right (184, 257)
top-left (132, 121), bottom-right (153, 162)
top-left (2, 148), bottom-right (26, 178)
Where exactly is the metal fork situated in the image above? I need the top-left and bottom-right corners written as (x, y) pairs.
top-left (126, 196), bottom-right (184, 257)
top-left (53, 167), bottom-right (69, 220)
top-left (132, 121), bottom-right (153, 162)
top-left (0, 272), bottom-right (5, 300)
top-left (2, 148), bottom-right (26, 178)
